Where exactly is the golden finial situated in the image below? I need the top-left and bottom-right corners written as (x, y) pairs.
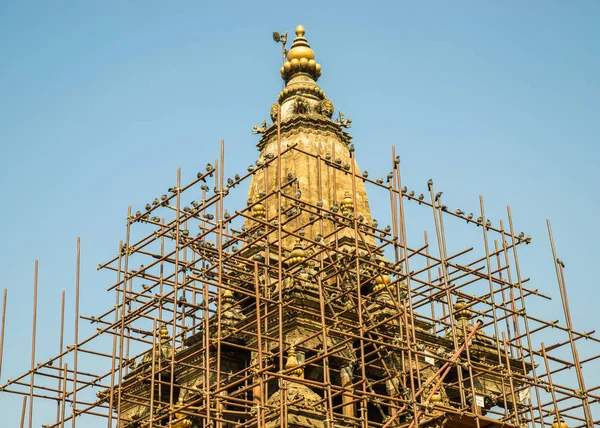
top-left (251, 195), bottom-right (266, 219)
top-left (373, 274), bottom-right (391, 293)
top-left (552, 415), bottom-right (568, 428)
top-left (279, 25), bottom-right (322, 83)
top-left (222, 288), bottom-right (235, 305)
top-left (285, 345), bottom-right (303, 378)
top-left (373, 261), bottom-right (391, 293)
top-left (340, 190), bottom-right (354, 215)
top-left (173, 401), bottom-right (193, 428)
top-left (223, 288), bottom-right (233, 298)
top-left (159, 325), bottom-right (170, 340)
top-left (290, 239), bottom-right (306, 265)
top-left (454, 297), bottom-right (473, 322)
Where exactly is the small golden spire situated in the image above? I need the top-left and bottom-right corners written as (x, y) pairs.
top-left (552, 415), bottom-right (568, 428)
top-left (280, 25), bottom-right (322, 83)
top-left (222, 288), bottom-right (235, 305)
top-left (285, 345), bottom-right (303, 378)
top-left (251, 195), bottom-right (266, 219)
top-left (289, 239), bottom-right (306, 265)
top-left (454, 297), bottom-right (473, 322)
top-left (159, 325), bottom-right (170, 341)
top-left (340, 190), bottom-right (354, 215)
top-left (373, 261), bottom-right (392, 293)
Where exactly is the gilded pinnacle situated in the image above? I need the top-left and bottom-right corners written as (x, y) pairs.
top-left (280, 25), bottom-right (322, 83)
top-left (160, 325), bottom-right (170, 341)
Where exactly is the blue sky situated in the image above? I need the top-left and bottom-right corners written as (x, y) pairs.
top-left (0, 1), bottom-right (599, 425)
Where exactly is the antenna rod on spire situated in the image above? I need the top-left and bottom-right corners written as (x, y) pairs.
top-left (272, 31), bottom-right (287, 65)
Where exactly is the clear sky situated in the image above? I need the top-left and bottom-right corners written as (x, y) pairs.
top-left (0, 1), bottom-right (599, 426)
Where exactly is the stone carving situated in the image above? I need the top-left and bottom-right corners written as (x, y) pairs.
top-left (320, 99), bottom-right (334, 118)
top-left (270, 103), bottom-right (279, 122)
top-left (293, 95), bottom-right (310, 115)
top-left (252, 120), bottom-right (269, 135)
top-left (336, 111), bottom-right (352, 128)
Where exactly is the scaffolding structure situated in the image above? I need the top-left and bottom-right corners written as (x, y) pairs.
top-left (1, 26), bottom-right (598, 428)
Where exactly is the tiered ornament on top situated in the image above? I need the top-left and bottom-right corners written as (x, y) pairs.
top-left (273, 25), bottom-right (333, 121)
top-left (280, 25), bottom-right (322, 83)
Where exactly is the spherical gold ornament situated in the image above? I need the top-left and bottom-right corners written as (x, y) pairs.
top-left (290, 241), bottom-right (306, 264)
top-left (284, 61), bottom-right (292, 72)
top-left (300, 57), bottom-right (308, 67)
top-left (291, 58), bottom-right (300, 70)
top-left (373, 271), bottom-right (391, 293)
top-left (287, 47), bottom-right (315, 62)
top-left (222, 288), bottom-right (234, 301)
top-left (285, 346), bottom-right (303, 377)
top-left (551, 416), bottom-right (568, 428)
top-left (295, 25), bottom-right (305, 37)
top-left (340, 190), bottom-right (354, 214)
top-left (160, 325), bottom-right (169, 340)
top-left (454, 297), bottom-right (473, 321)
top-left (374, 274), bottom-right (391, 286)
top-left (252, 202), bottom-right (265, 219)
top-left (308, 59), bottom-right (316, 69)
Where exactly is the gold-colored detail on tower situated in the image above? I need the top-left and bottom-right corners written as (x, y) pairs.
top-left (454, 297), bottom-right (473, 322)
top-left (430, 392), bottom-right (442, 403)
top-left (552, 415), bottom-right (568, 428)
top-left (340, 190), bottom-right (354, 215)
top-left (159, 325), bottom-right (170, 341)
top-left (289, 239), bottom-right (306, 265)
top-left (251, 197), bottom-right (266, 219)
top-left (172, 414), bottom-right (192, 428)
top-left (278, 84), bottom-right (325, 104)
top-left (285, 345), bottom-right (303, 378)
top-left (173, 398), bottom-right (193, 428)
top-left (373, 272), bottom-right (391, 293)
top-left (287, 26), bottom-right (313, 61)
top-left (222, 288), bottom-right (235, 305)
top-left (280, 25), bottom-right (322, 82)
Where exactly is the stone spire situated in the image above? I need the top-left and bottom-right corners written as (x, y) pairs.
top-left (246, 25), bottom-right (373, 251)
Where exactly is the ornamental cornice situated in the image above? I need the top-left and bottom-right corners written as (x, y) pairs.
top-left (257, 114), bottom-right (352, 151)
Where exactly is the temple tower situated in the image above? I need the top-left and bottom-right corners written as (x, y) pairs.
top-left (2, 24), bottom-right (593, 428)
top-left (245, 25), bottom-right (373, 251)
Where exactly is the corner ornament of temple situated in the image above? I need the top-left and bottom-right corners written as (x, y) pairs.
top-left (252, 120), bottom-right (270, 135)
top-left (336, 111), bottom-right (352, 128)
top-left (270, 103), bottom-right (279, 122)
top-left (320, 99), bottom-right (334, 118)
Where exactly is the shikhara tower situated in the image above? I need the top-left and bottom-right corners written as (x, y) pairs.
top-left (0, 25), bottom-right (598, 428)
